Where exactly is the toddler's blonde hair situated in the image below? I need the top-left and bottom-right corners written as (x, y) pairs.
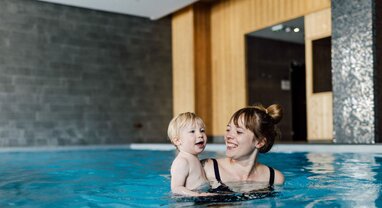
top-left (167, 112), bottom-right (206, 146)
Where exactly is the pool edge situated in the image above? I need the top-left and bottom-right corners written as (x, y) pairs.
top-left (1, 143), bottom-right (382, 153)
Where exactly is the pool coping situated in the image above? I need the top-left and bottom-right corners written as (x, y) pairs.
top-left (0, 143), bottom-right (382, 153)
top-left (130, 143), bottom-right (382, 153)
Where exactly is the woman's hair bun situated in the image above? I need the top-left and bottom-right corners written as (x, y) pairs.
top-left (266, 104), bottom-right (283, 124)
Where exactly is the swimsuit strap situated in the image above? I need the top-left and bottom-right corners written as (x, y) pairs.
top-left (212, 158), bottom-right (275, 186)
top-left (268, 166), bottom-right (275, 186)
top-left (211, 158), bottom-right (222, 183)
top-left (209, 158), bottom-right (233, 193)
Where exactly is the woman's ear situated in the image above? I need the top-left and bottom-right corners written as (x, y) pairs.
top-left (255, 137), bottom-right (266, 149)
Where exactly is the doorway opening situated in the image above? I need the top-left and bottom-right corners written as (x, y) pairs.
top-left (245, 17), bottom-right (307, 142)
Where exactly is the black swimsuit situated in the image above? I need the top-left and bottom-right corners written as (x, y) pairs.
top-left (209, 158), bottom-right (275, 193)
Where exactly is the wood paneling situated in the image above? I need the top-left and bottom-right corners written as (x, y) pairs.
top-left (194, 3), bottom-right (212, 131)
top-left (305, 8), bottom-right (333, 140)
top-left (172, 7), bottom-right (195, 116)
top-left (172, 3), bottom-right (212, 132)
top-left (210, 0), bottom-right (330, 135)
top-left (172, 0), bottom-right (331, 136)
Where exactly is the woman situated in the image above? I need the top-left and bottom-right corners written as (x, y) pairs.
top-left (203, 104), bottom-right (284, 193)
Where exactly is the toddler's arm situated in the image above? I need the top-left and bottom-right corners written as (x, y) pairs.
top-left (171, 157), bottom-right (210, 196)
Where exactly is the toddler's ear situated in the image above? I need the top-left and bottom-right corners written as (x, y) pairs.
top-left (173, 137), bottom-right (181, 146)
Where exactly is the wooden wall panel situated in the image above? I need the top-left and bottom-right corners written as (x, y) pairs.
top-left (209, 0), bottom-right (330, 135)
top-left (194, 3), bottom-right (212, 133)
top-left (211, 1), bottom-right (247, 135)
top-left (305, 8), bottom-right (333, 140)
top-left (172, 7), bottom-right (195, 116)
top-left (172, 3), bottom-right (212, 133)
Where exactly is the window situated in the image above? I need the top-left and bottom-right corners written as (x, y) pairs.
top-left (312, 37), bottom-right (332, 93)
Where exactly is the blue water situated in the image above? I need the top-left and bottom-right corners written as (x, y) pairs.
top-left (0, 149), bottom-right (381, 207)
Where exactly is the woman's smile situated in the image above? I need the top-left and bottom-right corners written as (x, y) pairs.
top-left (226, 141), bottom-right (238, 150)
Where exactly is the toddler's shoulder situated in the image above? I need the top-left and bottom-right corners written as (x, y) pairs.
top-left (172, 155), bottom-right (189, 166)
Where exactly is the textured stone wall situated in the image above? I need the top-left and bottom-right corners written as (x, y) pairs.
top-left (0, 0), bottom-right (172, 146)
top-left (375, 0), bottom-right (382, 143)
top-left (332, 0), bottom-right (375, 143)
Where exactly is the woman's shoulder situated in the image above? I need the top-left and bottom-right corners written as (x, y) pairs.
top-left (200, 158), bottom-right (227, 168)
top-left (200, 158), bottom-right (223, 181)
top-left (200, 158), bottom-right (214, 169)
top-left (257, 163), bottom-right (284, 185)
top-left (273, 168), bottom-right (285, 184)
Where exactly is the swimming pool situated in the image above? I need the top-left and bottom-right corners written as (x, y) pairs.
top-left (0, 145), bottom-right (381, 207)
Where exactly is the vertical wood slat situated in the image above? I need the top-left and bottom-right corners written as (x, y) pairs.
top-left (172, 7), bottom-right (195, 116)
top-left (194, 3), bottom-right (212, 133)
top-left (171, 3), bottom-right (212, 133)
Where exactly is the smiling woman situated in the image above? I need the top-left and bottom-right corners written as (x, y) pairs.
top-left (202, 104), bottom-right (285, 193)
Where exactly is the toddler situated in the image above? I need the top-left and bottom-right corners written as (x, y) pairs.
top-left (168, 112), bottom-right (212, 196)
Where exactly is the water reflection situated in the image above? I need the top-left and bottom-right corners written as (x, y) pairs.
top-left (305, 152), bottom-right (380, 208)
top-left (337, 154), bottom-right (380, 208)
top-left (306, 153), bottom-right (335, 174)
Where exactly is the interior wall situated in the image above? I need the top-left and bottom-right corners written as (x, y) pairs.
top-left (376, 0), bottom-right (382, 143)
top-left (172, 2), bottom-right (212, 133)
top-left (173, 0), bottom-right (331, 136)
top-left (305, 8), bottom-right (333, 140)
top-left (209, 0), bottom-right (330, 136)
top-left (172, 7), bottom-right (195, 116)
top-left (194, 3), bottom-right (212, 132)
top-left (332, 0), bottom-right (375, 143)
top-left (0, 0), bottom-right (173, 146)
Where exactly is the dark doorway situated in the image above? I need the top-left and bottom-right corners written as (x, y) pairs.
top-left (246, 17), bottom-right (307, 142)
top-left (290, 61), bottom-right (307, 141)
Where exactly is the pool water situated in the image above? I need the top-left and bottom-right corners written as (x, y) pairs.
top-left (0, 149), bottom-right (381, 207)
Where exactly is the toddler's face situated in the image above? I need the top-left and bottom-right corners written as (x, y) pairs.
top-left (177, 123), bottom-right (207, 155)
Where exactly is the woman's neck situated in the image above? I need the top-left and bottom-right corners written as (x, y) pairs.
top-left (228, 149), bottom-right (259, 180)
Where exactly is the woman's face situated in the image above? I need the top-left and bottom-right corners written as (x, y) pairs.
top-left (224, 116), bottom-right (258, 160)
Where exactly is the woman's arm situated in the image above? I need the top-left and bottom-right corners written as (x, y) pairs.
top-left (273, 168), bottom-right (285, 184)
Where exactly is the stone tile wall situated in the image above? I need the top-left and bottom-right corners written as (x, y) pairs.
top-left (0, 0), bottom-right (172, 146)
top-left (332, 0), bottom-right (375, 143)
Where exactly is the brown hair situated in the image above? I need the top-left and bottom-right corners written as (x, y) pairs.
top-left (230, 104), bottom-right (283, 153)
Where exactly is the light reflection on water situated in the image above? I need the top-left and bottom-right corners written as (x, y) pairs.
top-left (305, 153), bottom-right (381, 208)
top-left (0, 149), bottom-right (381, 207)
